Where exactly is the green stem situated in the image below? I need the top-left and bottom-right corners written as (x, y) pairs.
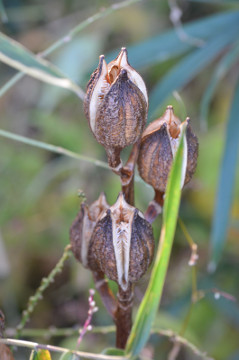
top-left (16, 245), bottom-right (72, 336)
top-left (0, 0), bottom-right (141, 98)
top-left (6, 326), bottom-right (115, 338)
top-left (0, 129), bottom-right (109, 169)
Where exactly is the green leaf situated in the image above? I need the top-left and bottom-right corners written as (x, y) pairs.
top-left (148, 22), bottom-right (239, 119)
top-left (107, 10), bottom-right (239, 69)
top-left (0, 32), bottom-right (84, 98)
top-left (125, 127), bottom-right (186, 357)
top-left (30, 349), bottom-right (52, 360)
top-left (58, 351), bottom-right (79, 360)
top-left (209, 77), bottom-right (239, 270)
top-left (0, 0), bottom-right (8, 22)
top-left (200, 41), bottom-right (239, 129)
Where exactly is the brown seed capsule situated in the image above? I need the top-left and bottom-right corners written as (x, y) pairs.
top-left (84, 48), bottom-right (148, 168)
top-left (137, 105), bottom-right (199, 192)
top-left (87, 193), bottom-right (154, 291)
top-left (70, 193), bottom-right (109, 268)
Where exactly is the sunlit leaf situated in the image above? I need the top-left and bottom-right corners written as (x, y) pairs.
top-left (30, 349), bottom-right (52, 360)
top-left (200, 41), bottom-right (239, 129)
top-left (0, 32), bottom-right (84, 98)
top-left (125, 127), bottom-right (185, 357)
top-left (209, 77), bottom-right (239, 270)
top-left (148, 22), bottom-right (239, 119)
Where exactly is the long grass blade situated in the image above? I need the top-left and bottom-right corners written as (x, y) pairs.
top-left (148, 22), bottom-right (239, 119)
top-left (0, 129), bottom-right (108, 169)
top-left (125, 126), bottom-right (186, 357)
top-left (209, 77), bottom-right (239, 271)
top-left (0, 32), bottom-right (84, 98)
top-left (108, 10), bottom-right (239, 69)
top-left (0, 0), bottom-right (140, 98)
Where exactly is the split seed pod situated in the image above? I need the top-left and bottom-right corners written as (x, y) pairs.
top-left (87, 193), bottom-right (154, 291)
top-left (70, 193), bottom-right (109, 268)
top-left (137, 106), bottom-right (198, 193)
top-left (84, 47), bottom-right (148, 168)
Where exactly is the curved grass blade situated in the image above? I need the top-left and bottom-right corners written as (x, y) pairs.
top-left (200, 41), bottom-right (239, 130)
top-left (0, 129), bottom-right (108, 170)
top-left (0, 0), bottom-right (140, 98)
top-left (107, 10), bottom-right (239, 69)
top-left (0, 32), bottom-right (84, 99)
top-left (148, 22), bottom-right (239, 120)
top-left (125, 126), bottom-right (186, 357)
top-left (209, 77), bottom-right (239, 271)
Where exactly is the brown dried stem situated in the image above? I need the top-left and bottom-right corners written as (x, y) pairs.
top-left (115, 284), bottom-right (134, 349)
top-left (120, 141), bottom-right (140, 206)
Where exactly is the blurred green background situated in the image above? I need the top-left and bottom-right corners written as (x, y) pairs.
top-left (0, 0), bottom-right (239, 359)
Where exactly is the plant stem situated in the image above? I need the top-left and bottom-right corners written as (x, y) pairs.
top-left (115, 284), bottom-right (134, 349)
top-left (6, 326), bottom-right (115, 338)
top-left (93, 271), bottom-right (117, 320)
top-left (120, 141), bottom-right (140, 206)
top-left (0, 339), bottom-right (127, 360)
top-left (16, 245), bottom-right (72, 336)
top-left (4, 327), bottom-right (214, 359)
top-left (178, 217), bottom-right (199, 267)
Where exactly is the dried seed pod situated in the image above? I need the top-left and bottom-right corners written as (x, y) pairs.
top-left (88, 193), bottom-right (154, 291)
top-left (137, 106), bottom-right (198, 192)
top-left (70, 193), bottom-right (109, 268)
top-left (84, 47), bottom-right (148, 168)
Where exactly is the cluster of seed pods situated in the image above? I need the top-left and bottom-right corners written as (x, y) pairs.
top-left (70, 47), bottom-right (198, 348)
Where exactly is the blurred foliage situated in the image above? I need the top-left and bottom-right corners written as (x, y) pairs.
top-left (0, 0), bottom-right (239, 359)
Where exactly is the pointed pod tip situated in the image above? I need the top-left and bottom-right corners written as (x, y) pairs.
top-left (119, 68), bottom-right (128, 79)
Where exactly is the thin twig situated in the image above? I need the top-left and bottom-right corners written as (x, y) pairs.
top-left (5, 326), bottom-right (115, 338)
top-left (0, 129), bottom-right (109, 169)
top-left (16, 245), bottom-right (72, 336)
top-left (168, 0), bottom-right (204, 47)
top-left (4, 327), bottom-right (214, 359)
top-left (0, 339), bottom-right (127, 360)
top-left (153, 329), bottom-right (214, 360)
top-left (77, 289), bottom-right (98, 345)
top-left (0, 0), bottom-right (141, 98)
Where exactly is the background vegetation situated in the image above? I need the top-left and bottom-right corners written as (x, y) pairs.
top-left (0, 0), bottom-right (239, 359)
